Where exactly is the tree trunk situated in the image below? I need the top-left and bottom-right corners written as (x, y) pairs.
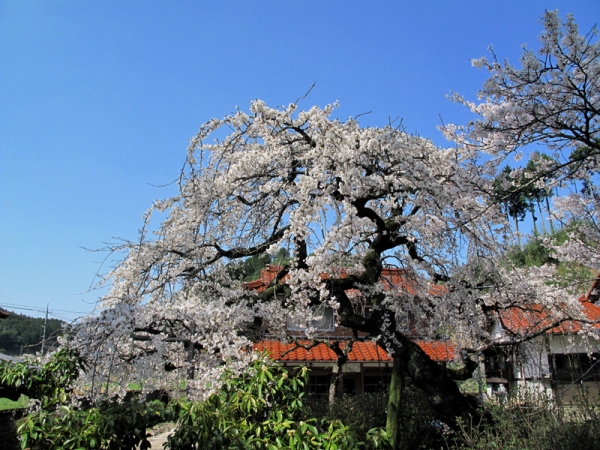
top-left (386, 357), bottom-right (405, 450)
top-left (513, 215), bottom-right (521, 249)
top-left (537, 200), bottom-right (546, 235)
top-left (393, 334), bottom-right (481, 431)
top-left (545, 196), bottom-right (555, 233)
top-left (328, 361), bottom-right (340, 404)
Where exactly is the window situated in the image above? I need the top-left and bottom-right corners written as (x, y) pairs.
top-left (307, 375), bottom-right (330, 397)
top-left (363, 375), bottom-right (391, 393)
top-left (484, 349), bottom-right (510, 380)
top-left (341, 377), bottom-right (356, 395)
top-left (551, 353), bottom-right (600, 382)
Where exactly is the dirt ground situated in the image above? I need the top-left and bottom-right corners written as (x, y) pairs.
top-left (143, 423), bottom-right (176, 449)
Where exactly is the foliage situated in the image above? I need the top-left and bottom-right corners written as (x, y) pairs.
top-left (0, 394), bottom-right (28, 411)
top-left (302, 384), bottom-right (445, 450)
top-left (493, 165), bottom-right (548, 224)
top-left (0, 347), bottom-right (84, 407)
top-left (167, 357), bottom-right (391, 449)
top-left (6, 349), bottom-right (388, 449)
top-left (506, 227), bottom-right (597, 293)
top-left (0, 310), bottom-right (65, 356)
top-left (18, 398), bottom-right (176, 450)
top-left (452, 391), bottom-right (600, 450)
top-left (507, 237), bottom-right (556, 268)
top-left (228, 248), bottom-right (291, 282)
top-left (302, 392), bottom-right (389, 440)
top-left (0, 348), bottom-right (176, 450)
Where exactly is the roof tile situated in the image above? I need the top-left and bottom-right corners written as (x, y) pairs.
top-left (253, 339), bottom-right (456, 363)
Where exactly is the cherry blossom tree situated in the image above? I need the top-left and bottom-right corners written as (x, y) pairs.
top-left (443, 10), bottom-right (599, 273)
top-left (443, 10), bottom-right (598, 168)
top-left (72, 101), bottom-right (500, 426)
top-left (68, 14), bottom-right (600, 447)
top-left (70, 95), bottom-right (593, 446)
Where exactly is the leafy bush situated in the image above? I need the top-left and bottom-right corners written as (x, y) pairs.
top-left (18, 398), bottom-right (176, 450)
top-left (1, 348), bottom-right (176, 449)
top-left (302, 392), bottom-right (389, 438)
top-left (167, 358), bottom-right (391, 449)
top-left (0, 347), bottom-right (84, 407)
top-left (303, 382), bottom-right (445, 450)
top-left (3, 348), bottom-right (390, 449)
top-left (452, 391), bottom-right (600, 450)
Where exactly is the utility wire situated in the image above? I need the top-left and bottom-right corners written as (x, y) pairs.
top-left (0, 302), bottom-right (87, 314)
top-left (0, 302), bottom-right (87, 315)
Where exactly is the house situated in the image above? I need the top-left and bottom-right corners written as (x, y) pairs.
top-left (245, 265), bottom-right (458, 396)
top-left (484, 274), bottom-right (600, 402)
top-left (253, 339), bottom-right (456, 396)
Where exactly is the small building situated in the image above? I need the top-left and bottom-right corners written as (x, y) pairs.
top-left (254, 339), bottom-right (456, 396)
top-left (245, 266), bottom-right (458, 396)
top-left (484, 274), bottom-right (600, 402)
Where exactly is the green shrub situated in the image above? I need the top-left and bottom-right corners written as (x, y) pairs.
top-left (303, 381), bottom-right (445, 450)
top-left (451, 391), bottom-right (600, 450)
top-left (302, 392), bottom-right (389, 438)
top-left (1, 348), bottom-right (177, 449)
top-left (167, 358), bottom-right (391, 449)
top-left (18, 397), bottom-right (177, 450)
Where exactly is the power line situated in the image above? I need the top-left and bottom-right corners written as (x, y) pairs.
top-left (0, 302), bottom-right (87, 315)
top-left (0, 295), bottom-right (92, 315)
top-left (0, 305), bottom-right (85, 323)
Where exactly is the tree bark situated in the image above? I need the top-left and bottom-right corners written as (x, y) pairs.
top-left (386, 357), bottom-right (405, 449)
top-left (328, 361), bottom-right (340, 404)
top-left (395, 335), bottom-right (480, 431)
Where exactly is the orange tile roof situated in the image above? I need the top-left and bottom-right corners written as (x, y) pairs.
top-left (253, 339), bottom-right (456, 363)
top-left (413, 340), bottom-right (457, 362)
top-left (498, 299), bottom-right (600, 335)
top-left (492, 274), bottom-right (600, 336)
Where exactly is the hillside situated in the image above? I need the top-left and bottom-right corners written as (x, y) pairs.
top-left (0, 311), bottom-right (65, 356)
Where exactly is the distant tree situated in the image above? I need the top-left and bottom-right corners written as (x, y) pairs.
top-left (443, 10), bottom-right (599, 175)
top-left (493, 166), bottom-right (532, 245)
top-left (227, 247), bottom-right (291, 281)
top-left (507, 226), bottom-right (597, 293)
top-left (0, 312), bottom-right (64, 356)
top-left (523, 155), bottom-right (556, 234)
top-left (444, 10), bottom-right (599, 273)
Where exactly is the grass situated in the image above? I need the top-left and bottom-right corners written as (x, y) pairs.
top-left (0, 394), bottom-right (28, 411)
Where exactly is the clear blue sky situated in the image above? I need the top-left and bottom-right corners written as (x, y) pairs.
top-left (1, 1), bottom-right (598, 321)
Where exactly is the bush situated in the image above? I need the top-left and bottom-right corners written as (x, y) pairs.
top-left (302, 381), bottom-right (446, 450)
top-left (302, 392), bottom-right (389, 438)
top-left (1, 348), bottom-right (177, 450)
top-left (451, 391), bottom-right (600, 450)
top-left (167, 358), bottom-right (391, 449)
top-left (18, 398), bottom-right (177, 450)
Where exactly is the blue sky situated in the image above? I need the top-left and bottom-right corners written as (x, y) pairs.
top-left (1, 1), bottom-right (598, 321)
